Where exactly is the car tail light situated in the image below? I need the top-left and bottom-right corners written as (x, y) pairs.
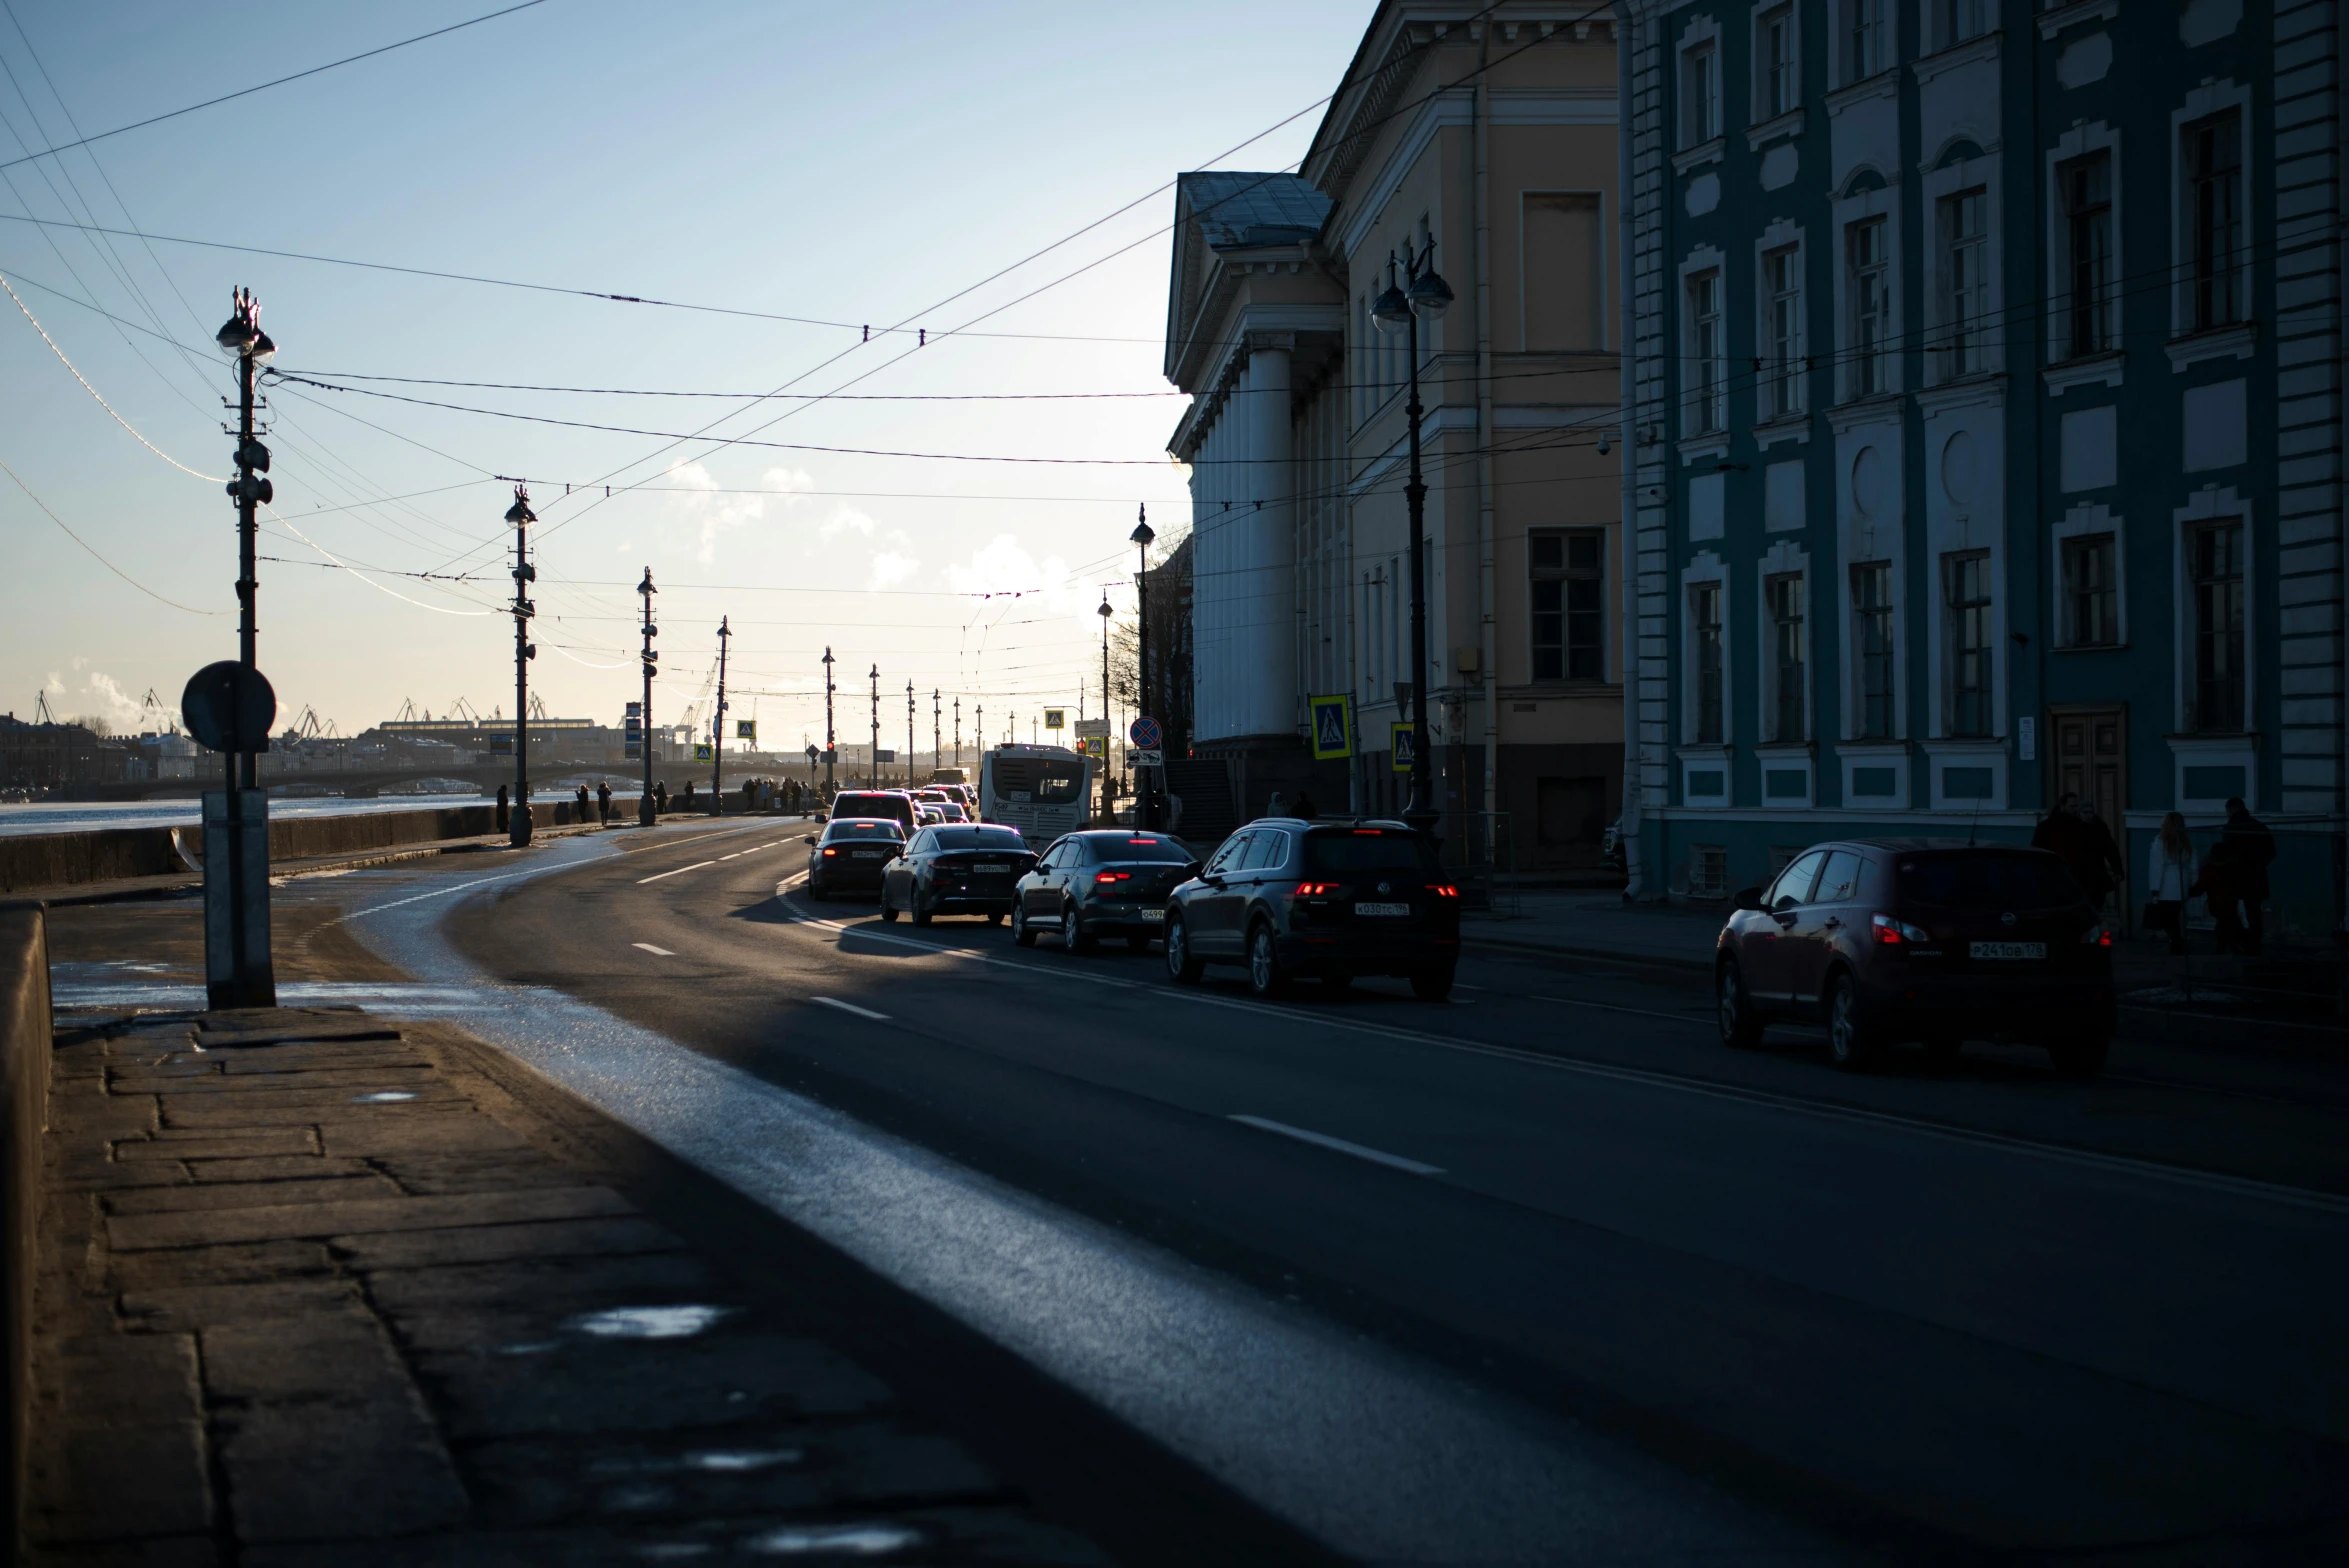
top-left (1094, 870), bottom-right (1131, 884)
top-left (1431, 884), bottom-right (1459, 898)
top-left (1871, 912), bottom-right (1929, 944)
top-left (822, 848), bottom-right (838, 857)
top-left (2080, 922), bottom-right (2114, 947)
top-left (1293, 881), bottom-right (1338, 897)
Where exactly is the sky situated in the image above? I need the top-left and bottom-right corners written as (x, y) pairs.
top-left (0, 0), bottom-right (1365, 751)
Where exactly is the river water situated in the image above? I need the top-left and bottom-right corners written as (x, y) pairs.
top-left (0, 793), bottom-right (488, 839)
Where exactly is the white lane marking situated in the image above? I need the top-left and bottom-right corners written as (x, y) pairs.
top-left (638, 860), bottom-right (717, 884)
top-left (633, 942), bottom-right (676, 957)
top-left (335, 866), bottom-right (547, 923)
top-left (1533, 994), bottom-right (1713, 1027)
top-left (774, 901), bottom-right (2349, 1216)
top-left (718, 852), bottom-right (743, 861)
top-left (811, 996), bottom-right (890, 1021)
top-left (1229, 1115), bottom-right (1444, 1176)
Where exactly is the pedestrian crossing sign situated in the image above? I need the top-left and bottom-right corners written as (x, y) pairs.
top-left (1309, 694), bottom-right (1353, 760)
top-left (1390, 722), bottom-right (1416, 773)
top-left (736, 720), bottom-right (756, 741)
top-left (693, 742), bottom-right (713, 762)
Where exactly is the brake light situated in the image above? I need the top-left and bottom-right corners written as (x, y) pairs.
top-left (1294, 881), bottom-right (1339, 897)
top-left (822, 848), bottom-right (837, 857)
top-left (2081, 922), bottom-right (2113, 947)
top-left (1871, 912), bottom-right (1930, 944)
top-left (1094, 870), bottom-right (1131, 883)
top-left (1352, 829), bottom-right (1383, 836)
top-left (1126, 838), bottom-right (1160, 846)
top-left (1431, 884), bottom-right (1459, 898)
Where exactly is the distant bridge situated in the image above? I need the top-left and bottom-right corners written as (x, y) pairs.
top-left (75, 757), bottom-right (817, 802)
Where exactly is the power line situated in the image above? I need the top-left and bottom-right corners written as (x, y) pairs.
top-left (1, 454), bottom-right (222, 614)
top-left (0, 2), bottom-right (553, 174)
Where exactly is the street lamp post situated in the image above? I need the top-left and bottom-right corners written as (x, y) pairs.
top-left (1370, 239), bottom-right (1454, 837)
top-left (868, 665), bottom-right (880, 788)
top-left (906, 680), bottom-right (916, 789)
top-left (1130, 504), bottom-right (1156, 829)
top-left (505, 486), bottom-right (538, 848)
top-left (822, 647), bottom-right (837, 798)
top-left (710, 616), bottom-right (730, 814)
top-left (207, 287), bottom-right (277, 1008)
top-left (637, 569), bottom-right (657, 826)
top-left (1097, 594), bottom-right (1113, 822)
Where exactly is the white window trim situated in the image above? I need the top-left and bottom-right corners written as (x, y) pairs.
top-left (1518, 188), bottom-right (1609, 353)
top-left (2050, 502), bottom-right (2129, 649)
top-left (1749, 2), bottom-right (1802, 127)
top-left (1681, 551), bottom-right (1733, 749)
top-left (1834, 417), bottom-right (1909, 743)
top-left (1678, 245), bottom-right (1729, 441)
top-left (1923, 738), bottom-right (2009, 811)
top-left (1838, 741), bottom-right (1912, 808)
top-left (2168, 78), bottom-right (2255, 341)
top-left (1676, 11), bottom-right (1724, 153)
top-left (1921, 149), bottom-right (2004, 384)
top-left (1841, 557), bottom-right (1908, 743)
top-left (1829, 183), bottom-right (1904, 403)
top-left (1756, 539), bottom-right (1813, 746)
top-left (2172, 484), bottom-right (2257, 736)
top-left (1752, 219), bottom-right (1808, 427)
top-left (1929, 544), bottom-right (2006, 741)
top-left (2045, 121), bottom-right (2123, 368)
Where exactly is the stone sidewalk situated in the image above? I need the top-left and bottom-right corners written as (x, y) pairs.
top-left (27, 1005), bottom-right (1108, 1566)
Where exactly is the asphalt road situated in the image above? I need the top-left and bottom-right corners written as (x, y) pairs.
top-left (332, 818), bottom-right (2349, 1563)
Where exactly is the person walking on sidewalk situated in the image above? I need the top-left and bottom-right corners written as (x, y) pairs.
top-left (495, 783), bottom-right (509, 834)
top-left (2192, 840), bottom-right (2254, 956)
top-left (2221, 797), bottom-right (2275, 955)
top-left (2146, 812), bottom-right (2197, 957)
top-left (596, 781), bottom-right (612, 825)
top-left (575, 784), bottom-right (591, 824)
top-left (654, 780), bottom-right (668, 814)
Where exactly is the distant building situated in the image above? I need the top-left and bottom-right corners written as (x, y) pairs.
top-left (1613, 0), bottom-right (2346, 932)
top-left (1164, 1), bottom-right (1626, 872)
top-left (0, 713), bottom-right (128, 788)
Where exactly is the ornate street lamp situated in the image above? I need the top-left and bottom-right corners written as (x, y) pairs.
top-left (1370, 239), bottom-right (1452, 835)
top-left (1130, 504), bottom-right (1156, 829)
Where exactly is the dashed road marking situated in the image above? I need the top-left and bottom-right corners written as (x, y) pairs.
top-left (633, 942), bottom-right (676, 957)
top-left (1229, 1115), bottom-right (1444, 1175)
top-left (810, 996), bottom-right (889, 1021)
top-left (638, 860), bottom-right (717, 884)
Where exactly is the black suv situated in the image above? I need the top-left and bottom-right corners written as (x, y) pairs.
top-left (1162, 820), bottom-right (1460, 998)
top-left (1714, 839), bottom-right (2115, 1075)
top-left (1011, 831), bottom-right (1197, 952)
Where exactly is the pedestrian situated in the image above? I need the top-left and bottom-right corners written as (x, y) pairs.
top-left (2072, 795), bottom-right (2125, 912)
top-left (596, 781), bottom-right (612, 825)
top-left (2031, 793), bottom-right (2091, 894)
top-left (2145, 811), bottom-right (2196, 957)
top-left (495, 782), bottom-right (509, 833)
top-left (2191, 839), bottom-right (2252, 956)
top-left (1293, 789), bottom-right (1319, 821)
top-left (683, 780), bottom-right (696, 810)
top-left (575, 784), bottom-right (590, 824)
top-left (2221, 797), bottom-right (2274, 955)
top-left (1264, 789), bottom-right (1287, 820)
top-left (654, 780), bottom-right (668, 814)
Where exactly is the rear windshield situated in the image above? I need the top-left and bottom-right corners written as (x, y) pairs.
top-left (1897, 852), bottom-right (2083, 909)
top-left (823, 819), bottom-right (904, 842)
top-left (1086, 835), bottom-right (1191, 864)
top-left (1303, 830), bottom-right (1438, 875)
top-left (834, 792), bottom-right (909, 817)
top-left (932, 827), bottom-right (1025, 851)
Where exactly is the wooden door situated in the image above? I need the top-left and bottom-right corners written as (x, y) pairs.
top-left (2050, 703), bottom-right (2127, 844)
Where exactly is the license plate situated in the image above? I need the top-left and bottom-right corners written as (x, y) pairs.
top-left (852, 850), bottom-right (882, 859)
top-left (1355, 901), bottom-right (1410, 917)
top-left (972, 864), bottom-right (1007, 873)
top-left (1969, 941), bottom-right (2045, 960)
top-left (1141, 908), bottom-right (1165, 922)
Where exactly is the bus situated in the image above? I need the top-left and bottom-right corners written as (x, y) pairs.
top-left (976, 744), bottom-right (1093, 844)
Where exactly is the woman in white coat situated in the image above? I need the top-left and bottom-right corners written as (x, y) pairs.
top-left (2146, 811), bottom-right (2197, 956)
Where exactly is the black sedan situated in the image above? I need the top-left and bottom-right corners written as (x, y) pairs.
top-left (1011, 831), bottom-right (1199, 953)
top-left (1162, 819), bottom-right (1460, 998)
top-left (802, 817), bottom-right (904, 899)
top-left (879, 824), bottom-right (1035, 925)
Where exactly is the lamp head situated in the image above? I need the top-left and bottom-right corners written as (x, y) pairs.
top-left (1130, 517), bottom-right (1155, 548)
top-left (215, 287), bottom-right (274, 360)
top-left (504, 485), bottom-right (536, 527)
top-left (1097, 597), bottom-right (1112, 619)
top-left (1370, 281), bottom-right (1411, 334)
top-left (1406, 265), bottom-right (1454, 321)
top-left (637, 568), bottom-right (656, 596)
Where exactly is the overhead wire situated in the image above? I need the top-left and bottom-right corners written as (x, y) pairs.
top-left (0, 453), bottom-right (222, 614)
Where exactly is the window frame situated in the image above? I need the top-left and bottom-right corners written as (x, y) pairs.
top-left (1680, 37), bottom-right (1720, 149)
top-left (1752, 4), bottom-right (1800, 123)
top-left (2186, 518), bottom-right (2246, 734)
top-left (1923, 0), bottom-right (1993, 54)
top-left (1761, 244), bottom-right (1804, 422)
top-left (1849, 561), bottom-right (1896, 740)
top-left (1683, 263), bottom-right (1727, 437)
top-left (1764, 571), bottom-right (1808, 744)
top-left (2170, 82), bottom-right (2253, 340)
top-left (1846, 218), bottom-right (1891, 399)
top-left (2044, 126), bottom-right (2122, 367)
top-left (1529, 527), bottom-right (1608, 684)
top-left (1943, 550), bottom-right (1995, 738)
top-left (2060, 533), bottom-right (2120, 650)
top-left (1934, 186), bottom-right (1989, 380)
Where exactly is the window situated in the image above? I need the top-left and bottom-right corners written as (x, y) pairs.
top-left (2189, 520), bottom-right (2244, 731)
top-left (1757, 5), bottom-right (1797, 120)
top-left (1851, 562), bottom-right (1894, 738)
top-left (1388, 559), bottom-right (1402, 700)
top-left (1813, 850), bottom-right (1864, 904)
top-left (1682, 41), bottom-right (1718, 146)
top-left (2062, 534), bottom-right (2118, 647)
top-left (1763, 246), bottom-right (1802, 419)
top-left (2183, 110), bottom-right (2242, 332)
top-left (1937, 188), bottom-right (1988, 378)
top-left (1944, 552), bottom-right (1993, 736)
top-left (1767, 849), bottom-right (1829, 911)
top-left (1846, 219), bottom-right (1889, 398)
top-left (1931, 0), bottom-right (1990, 51)
top-left (1766, 573), bottom-right (1806, 741)
top-left (2060, 151), bottom-right (2114, 358)
top-left (1523, 193), bottom-right (1605, 351)
top-left (1847, 0), bottom-right (1886, 81)
top-left (1691, 582), bottom-right (1724, 743)
top-left (1687, 270), bottom-right (1724, 434)
top-left (1531, 530), bottom-right (1605, 681)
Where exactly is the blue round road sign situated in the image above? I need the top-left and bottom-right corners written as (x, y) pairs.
top-left (1129, 715), bottom-right (1162, 748)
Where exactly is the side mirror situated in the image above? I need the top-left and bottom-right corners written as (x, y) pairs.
top-left (1201, 872), bottom-right (1224, 888)
top-left (802, 834), bottom-right (817, 844)
top-left (1733, 886), bottom-right (1764, 912)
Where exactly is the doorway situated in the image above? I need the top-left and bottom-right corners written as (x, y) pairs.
top-left (2049, 704), bottom-right (2127, 835)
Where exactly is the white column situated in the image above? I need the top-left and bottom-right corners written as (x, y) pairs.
top-left (1240, 342), bottom-right (1296, 737)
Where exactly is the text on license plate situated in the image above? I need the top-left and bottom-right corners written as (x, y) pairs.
top-left (852, 850), bottom-right (882, 859)
top-left (1141, 908), bottom-right (1165, 922)
top-left (1354, 901), bottom-right (1411, 917)
top-left (1969, 941), bottom-right (2045, 960)
top-left (971, 864), bottom-right (1007, 873)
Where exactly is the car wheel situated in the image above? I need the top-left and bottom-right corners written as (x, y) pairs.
top-left (910, 888), bottom-right (932, 927)
top-left (1062, 903), bottom-right (1097, 955)
top-left (1126, 932), bottom-right (1152, 953)
top-left (1011, 901), bottom-right (1037, 948)
top-left (1165, 915), bottom-right (1203, 984)
top-left (1717, 959), bottom-right (1763, 1049)
top-left (2048, 1030), bottom-right (2110, 1079)
top-left (1408, 966), bottom-right (1453, 1002)
top-left (1825, 973), bottom-right (1876, 1072)
top-left (879, 891), bottom-right (899, 923)
top-left (1246, 921), bottom-right (1289, 997)
top-left (985, 910), bottom-right (1003, 926)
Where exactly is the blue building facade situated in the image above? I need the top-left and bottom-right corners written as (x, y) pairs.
top-left (1615, 0), bottom-right (2347, 934)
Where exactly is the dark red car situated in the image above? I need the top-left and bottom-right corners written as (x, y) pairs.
top-left (1713, 839), bottom-right (2115, 1076)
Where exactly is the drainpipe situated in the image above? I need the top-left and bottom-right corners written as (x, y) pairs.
top-left (1615, 8), bottom-right (1648, 901)
top-left (1475, 22), bottom-right (1501, 864)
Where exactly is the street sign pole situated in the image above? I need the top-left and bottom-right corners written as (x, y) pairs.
top-left (638, 569), bottom-right (657, 826)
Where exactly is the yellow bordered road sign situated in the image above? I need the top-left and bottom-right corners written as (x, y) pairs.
top-left (1309, 694), bottom-right (1353, 760)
